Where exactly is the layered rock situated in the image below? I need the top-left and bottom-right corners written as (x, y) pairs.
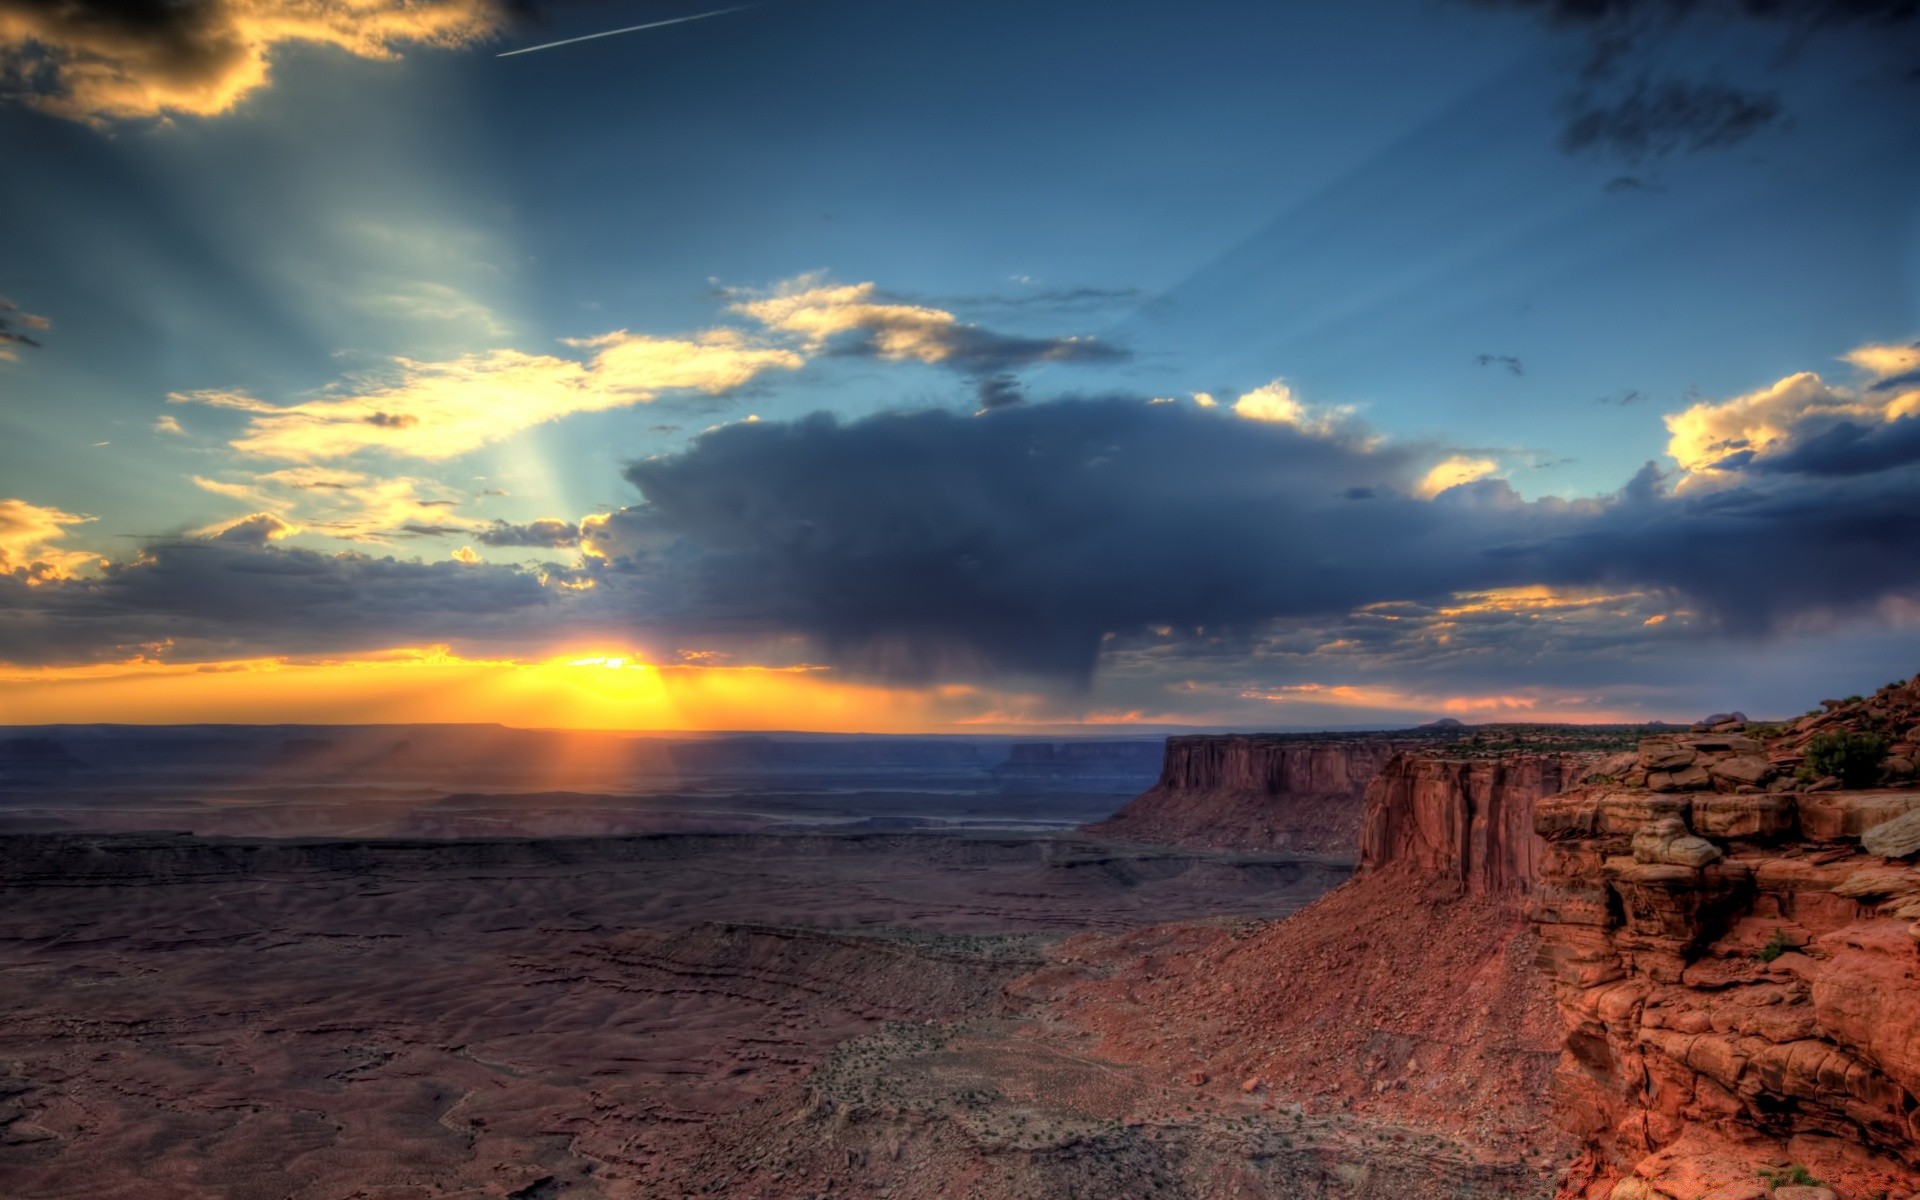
top-left (1358, 751), bottom-right (1588, 894)
top-left (1531, 678), bottom-right (1920, 1200)
top-left (1085, 735), bottom-right (1420, 853)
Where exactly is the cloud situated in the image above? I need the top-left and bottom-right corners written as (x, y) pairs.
top-left (1664, 343), bottom-right (1920, 483)
top-left (192, 468), bottom-right (482, 542)
top-left (173, 329), bottom-right (804, 461)
top-left (10, 341), bottom-right (1920, 688)
top-left (1474, 353), bottom-right (1523, 376)
top-left (0, 0), bottom-right (505, 124)
top-left (169, 275), bottom-right (1123, 462)
top-left (0, 532), bottom-right (561, 665)
top-left (198, 511), bottom-right (301, 545)
top-left (477, 517), bottom-right (580, 548)
top-left (1559, 78), bottom-right (1780, 161)
top-left (1475, 0), bottom-right (1919, 159)
top-left (1228, 379), bottom-right (1354, 434)
top-left (152, 414), bottom-right (184, 435)
top-left (1414, 455), bottom-right (1501, 498)
top-left (729, 274), bottom-right (1124, 383)
top-left (0, 497), bottom-right (94, 578)
top-left (0, 297), bottom-right (49, 361)
top-left (570, 386), bottom-right (1920, 682)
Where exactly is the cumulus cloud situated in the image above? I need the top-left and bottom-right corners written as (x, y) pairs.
top-left (0, 297), bottom-right (49, 361)
top-left (1664, 341), bottom-right (1920, 483)
top-left (568, 392), bottom-right (1920, 682)
top-left (0, 0), bottom-right (505, 124)
top-left (1228, 379), bottom-right (1357, 435)
top-left (172, 329), bottom-right (804, 461)
top-left (0, 497), bottom-right (94, 578)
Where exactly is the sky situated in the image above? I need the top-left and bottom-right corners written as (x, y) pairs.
top-left (2, 0), bottom-right (1919, 731)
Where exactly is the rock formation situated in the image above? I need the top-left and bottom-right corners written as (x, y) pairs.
top-left (1058, 745), bottom-right (1593, 1191)
top-left (1085, 734), bottom-right (1421, 853)
top-left (1358, 750), bottom-right (1587, 894)
top-left (1531, 677), bottom-right (1920, 1200)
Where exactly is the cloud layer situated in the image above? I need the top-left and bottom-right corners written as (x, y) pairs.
top-left (6, 340), bottom-right (1919, 704)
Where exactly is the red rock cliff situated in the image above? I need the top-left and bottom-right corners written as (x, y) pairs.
top-left (1084, 735), bottom-right (1418, 853)
top-left (1531, 682), bottom-right (1920, 1200)
top-left (1359, 752), bottom-right (1586, 894)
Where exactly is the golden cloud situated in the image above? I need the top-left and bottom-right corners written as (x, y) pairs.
top-left (173, 330), bottom-right (804, 462)
top-left (0, 0), bottom-right (504, 123)
top-left (1413, 454), bottom-right (1499, 498)
top-left (0, 497), bottom-right (96, 579)
top-left (733, 279), bottom-right (966, 363)
top-left (1664, 339), bottom-right (1920, 484)
top-left (193, 468), bottom-right (480, 542)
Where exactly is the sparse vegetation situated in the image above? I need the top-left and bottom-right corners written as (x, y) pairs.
top-left (1756, 928), bottom-right (1791, 964)
top-left (1797, 730), bottom-right (1888, 787)
top-left (1758, 1163), bottom-right (1823, 1189)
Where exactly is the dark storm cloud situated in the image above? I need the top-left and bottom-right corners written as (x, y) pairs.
top-left (476, 517), bottom-right (581, 548)
top-left (0, 535), bottom-right (554, 665)
top-left (577, 399), bottom-right (1920, 683)
top-left (1741, 414), bottom-right (1920, 476)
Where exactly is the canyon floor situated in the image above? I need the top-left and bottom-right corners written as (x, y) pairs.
top-left (0, 828), bottom-right (1556, 1200)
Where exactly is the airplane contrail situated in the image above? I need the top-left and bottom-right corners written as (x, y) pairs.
top-left (496, 5), bottom-right (755, 57)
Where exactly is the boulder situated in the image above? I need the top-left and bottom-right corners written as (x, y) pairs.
top-left (1707, 756), bottom-right (1771, 787)
top-left (1632, 818), bottom-right (1723, 868)
top-left (1862, 808), bottom-right (1920, 860)
top-left (1649, 764), bottom-right (1712, 793)
top-left (1641, 742), bottom-right (1698, 771)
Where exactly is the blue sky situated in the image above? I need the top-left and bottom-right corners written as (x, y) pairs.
top-left (2, 0), bottom-right (1918, 727)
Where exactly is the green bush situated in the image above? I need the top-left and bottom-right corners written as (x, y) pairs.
top-left (1799, 731), bottom-right (1888, 787)
top-left (1756, 928), bottom-right (1791, 963)
top-left (1758, 1164), bottom-right (1822, 1189)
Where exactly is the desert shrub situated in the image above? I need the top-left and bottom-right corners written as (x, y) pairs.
top-left (1756, 928), bottom-right (1791, 963)
top-left (1799, 731), bottom-right (1887, 787)
top-left (1758, 1164), bottom-right (1822, 1188)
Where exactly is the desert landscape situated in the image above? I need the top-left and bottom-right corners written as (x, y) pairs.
top-left (4, 678), bottom-right (1918, 1198)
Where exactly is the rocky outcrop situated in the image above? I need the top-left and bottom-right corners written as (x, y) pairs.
top-left (1531, 675), bottom-right (1920, 1200)
top-left (1358, 752), bottom-right (1589, 894)
top-left (1085, 735), bottom-right (1421, 853)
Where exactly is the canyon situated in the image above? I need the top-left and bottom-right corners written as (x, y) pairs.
top-left (3, 692), bottom-right (1917, 1198)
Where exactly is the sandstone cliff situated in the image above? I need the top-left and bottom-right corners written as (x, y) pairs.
top-left (1058, 747), bottom-right (1587, 1190)
top-left (1085, 735), bottom-right (1420, 853)
top-left (1532, 679), bottom-right (1920, 1200)
top-left (1358, 751), bottom-right (1586, 894)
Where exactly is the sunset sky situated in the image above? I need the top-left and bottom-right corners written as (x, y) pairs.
top-left (2, 0), bottom-right (1918, 730)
